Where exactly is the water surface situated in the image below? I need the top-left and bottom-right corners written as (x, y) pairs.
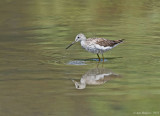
top-left (0, 0), bottom-right (160, 116)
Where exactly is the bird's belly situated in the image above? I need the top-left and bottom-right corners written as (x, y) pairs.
top-left (82, 44), bottom-right (98, 53)
top-left (82, 43), bottom-right (113, 54)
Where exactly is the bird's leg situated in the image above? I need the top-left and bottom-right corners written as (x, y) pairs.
top-left (102, 54), bottom-right (104, 62)
top-left (97, 54), bottom-right (101, 62)
top-left (96, 62), bottom-right (100, 68)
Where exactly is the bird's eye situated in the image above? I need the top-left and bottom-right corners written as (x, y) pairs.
top-left (77, 37), bottom-right (80, 38)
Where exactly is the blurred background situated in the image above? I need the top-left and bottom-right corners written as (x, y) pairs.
top-left (0, 0), bottom-right (160, 116)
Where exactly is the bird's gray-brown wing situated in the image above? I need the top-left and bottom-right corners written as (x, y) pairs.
top-left (95, 38), bottom-right (124, 47)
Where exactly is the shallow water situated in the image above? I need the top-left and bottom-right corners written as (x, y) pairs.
top-left (0, 0), bottom-right (160, 116)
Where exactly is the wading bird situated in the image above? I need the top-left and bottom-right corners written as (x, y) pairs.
top-left (66, 33), bottom-right (124, 62)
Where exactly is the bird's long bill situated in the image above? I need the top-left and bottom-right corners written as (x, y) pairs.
top-left (66, 41), bottom-right (76, 49)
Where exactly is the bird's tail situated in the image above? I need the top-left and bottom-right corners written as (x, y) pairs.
top-left (117, 39), bottom-right (124, 43)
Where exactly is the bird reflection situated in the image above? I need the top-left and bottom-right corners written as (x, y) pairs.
top-left (72, 67), bottom-right (120, 89)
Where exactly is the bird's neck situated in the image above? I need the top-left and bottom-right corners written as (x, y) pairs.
top-left (80, 40), bottom-right (86, 48)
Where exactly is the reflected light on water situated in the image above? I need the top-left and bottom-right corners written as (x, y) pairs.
top-left (72, 66), bottom-right (121, 89)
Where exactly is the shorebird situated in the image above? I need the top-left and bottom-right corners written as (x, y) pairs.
top-left (72, 68), bottom-right (119, 89)
top-left (66, 33), bottom-right (124, 62)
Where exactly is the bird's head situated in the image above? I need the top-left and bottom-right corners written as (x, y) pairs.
top-left (75, 33), bottom-right (86, 42)
top-left (66, 33), bottom-right (86, 49)
top-left (72, 80), bottom-right (86, 89)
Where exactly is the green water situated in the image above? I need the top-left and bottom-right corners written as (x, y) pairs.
top-left (0, 0), bottom-right (160, 116)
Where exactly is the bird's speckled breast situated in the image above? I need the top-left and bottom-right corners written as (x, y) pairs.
top-left (81, 40), bottom-right (96, 53)
top-left (81, 40), bottom-right (112, 54)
